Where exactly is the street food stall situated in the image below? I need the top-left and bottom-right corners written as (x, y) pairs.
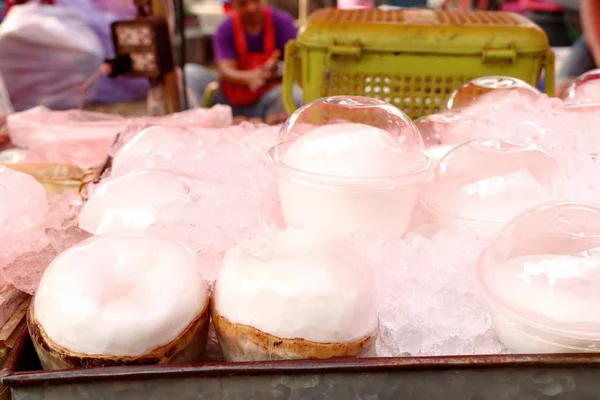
top-left (1, 1), bottom-right (600, 399)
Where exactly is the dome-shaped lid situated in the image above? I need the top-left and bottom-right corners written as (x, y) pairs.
top-left (423, 138), bottom-right (558, 228)
top-left (478, 202), bottom-right (600, 338)
top-left (415, 112), bottom-right (476, 147)
top-left (563, 69), bottom-right (600, 107)
top-left (268, 96), bottom-right (431, 189)
top-left (445, 76), bottom-right (541, 112)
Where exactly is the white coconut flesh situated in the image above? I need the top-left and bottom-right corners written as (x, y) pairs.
top-left (78, 170), bottom-right (202, 235)
top-left (30, 235), bottom-right (209, 367)
top-left (213, 229), bottom-right (379, 352)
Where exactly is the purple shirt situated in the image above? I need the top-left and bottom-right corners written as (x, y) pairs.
top-left (213, 7), bottom-right (298, 62)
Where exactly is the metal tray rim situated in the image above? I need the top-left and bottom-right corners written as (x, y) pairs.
top-left (5, 329), bottom-right (600, 388)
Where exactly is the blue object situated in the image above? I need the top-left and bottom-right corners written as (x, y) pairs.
top-left (537, 75), bottom-right (545, 91)
top-left (384, 0), bottom-right (427, 7)
top-left (558, 35), bottom-right (596, 79)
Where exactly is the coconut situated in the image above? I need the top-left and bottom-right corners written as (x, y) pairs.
top-left (28, 235), bottom-right (210, 370)
top-left (212, 229), bottom-right (378, 361)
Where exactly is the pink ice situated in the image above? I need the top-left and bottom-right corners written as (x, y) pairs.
top-left (5, 84), bottom-right (600, 356)
top-left (6, 105), bottom-right (233, 169)
top-left (83, 122), bottom-right (283, 281)
top-left (0, 166), bottom-right (86, 293)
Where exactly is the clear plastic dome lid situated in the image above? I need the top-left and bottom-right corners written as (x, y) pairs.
top-left (422, 138), bottom-right (559, 228)
top-left (415, 111), bottom-right (547, 155)
top-left (563, 69), bottom-right (600, 107)
top-left (268, 96), bottom-right (432, 189)
top-left (563, 103), bottom-right (600, 114)
top-left (444, 76), bottom-right (542, 112)
top-left (478, 202), bottom-right (600, 337)
top-left (415, 112), bottom-right (476, 147)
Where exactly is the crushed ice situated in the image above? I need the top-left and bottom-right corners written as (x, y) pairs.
top-left (4, 87), bottom-right (600, 356)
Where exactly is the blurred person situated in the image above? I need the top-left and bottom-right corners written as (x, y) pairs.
top-left (556, 0), bottom-right (599, 94)
top-left (185, 0), bottom-right (303, 122)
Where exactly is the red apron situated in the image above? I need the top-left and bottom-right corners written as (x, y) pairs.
top-left (5, 0), bottom-right (54, 14)
top-left (221, 7), bottom-right (281, 107)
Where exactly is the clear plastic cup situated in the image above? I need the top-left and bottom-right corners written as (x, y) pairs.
top-left (422, 138), bottom-right (558, 234)
top-left (444, 76), bottom-right (541, 112)
top-left (267, 96), bottom-right (432, 237)
top-left (477, 202), bottom-right (600, 353)
top-left (563, 69), bottom-right (600, 107)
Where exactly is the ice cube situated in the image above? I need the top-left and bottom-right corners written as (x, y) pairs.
top-left (0, 166), bottom-right (48, 236)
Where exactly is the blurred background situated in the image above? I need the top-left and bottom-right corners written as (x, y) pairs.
top-left (181, 0), bottom-right (579, 66)
top-left (0, 0), bottom-right (579, 119)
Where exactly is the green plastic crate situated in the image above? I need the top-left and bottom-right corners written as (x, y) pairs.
top-left (283, 8), bottom-right (554, 119)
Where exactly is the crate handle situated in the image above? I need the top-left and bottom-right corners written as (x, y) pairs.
top-left (283, 40), bottom-right (300, 115)
top-left (328, 44), bottom-right (362, 58)
top-left (543, 48), bottom-right (556, 97)
top-left (482, 44), bottom-right (517, 63)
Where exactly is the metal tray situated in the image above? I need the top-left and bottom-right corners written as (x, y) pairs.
top-left (3, 329), bottom-right (600, 400)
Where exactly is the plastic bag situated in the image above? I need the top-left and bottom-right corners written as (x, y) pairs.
top-left (7, 105), bottom-right (233, 168)
top-left (7, 106), bottom-right (125, 168)
top-left (0, 3), bottom-right (104, 111)
top-left (7, 106), bottom-right (124, 148)
top-left (7, 105), bottom-right (235, 149)
top-left (23, 138), bottom-right (115, 169)
top-left (54, 0), bottom-right (150, 104)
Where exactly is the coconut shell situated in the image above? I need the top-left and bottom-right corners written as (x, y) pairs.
top-left (211, 303), bottom-right (377, 362)
top-left (27, 302), bottom-right (210, 370)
